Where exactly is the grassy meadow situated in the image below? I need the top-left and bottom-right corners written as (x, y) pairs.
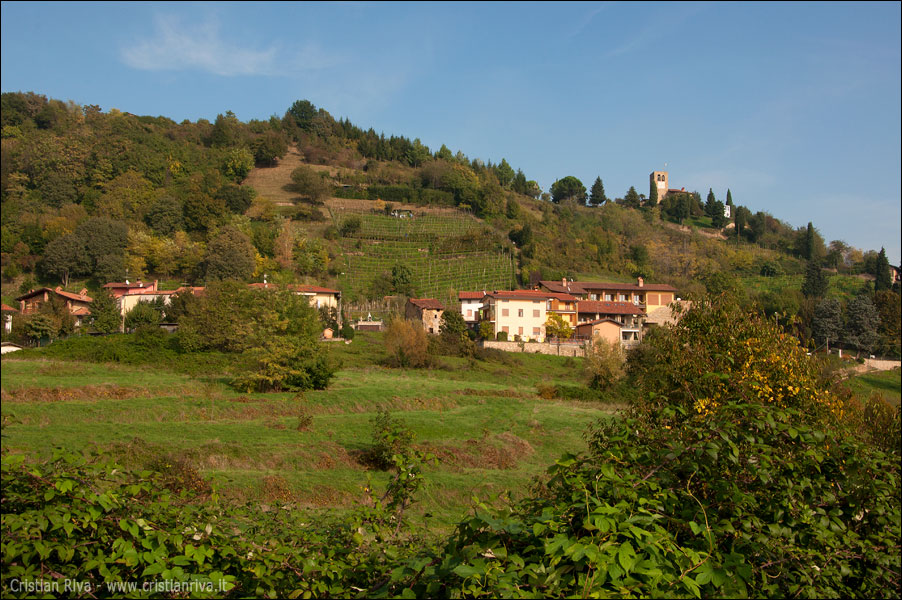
top-left (846, 367), bottom-right (902, 407)
top-left (0, 332), bottom-right (615, 528)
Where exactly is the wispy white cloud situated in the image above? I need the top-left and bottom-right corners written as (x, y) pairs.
top-left (568, 3), bottom-right (611, 39)
top-left (121, 14), bottom-right (341, 77)
top-left (602, 2), bottom-right (704, 59)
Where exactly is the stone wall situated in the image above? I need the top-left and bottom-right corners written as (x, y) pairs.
top-left (481, 340), bottom-right (587, 357)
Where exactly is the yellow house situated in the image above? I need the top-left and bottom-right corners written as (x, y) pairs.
top-left (539, 277), bottom-right (677, 313)
top-left (248, 283), bottom-right (341, 310)
top-left (575, 319), bottom-right (624, 346)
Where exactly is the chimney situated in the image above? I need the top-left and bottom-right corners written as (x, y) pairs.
top-left (153, 280), bottom-right (158, 291)
top-left (55, 286), bottom-right (62, 292)
top-left (80, 288), bottom-right (88, 296)
top-left (562, 277), bottom-right (567, 288)
top-left (637, 277), bottom-right (644, 287)
top-left (125, 279), bottom-right (130, 285)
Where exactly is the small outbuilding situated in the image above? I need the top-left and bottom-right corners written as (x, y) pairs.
top-left (405, 298), bottom-right (445, 334)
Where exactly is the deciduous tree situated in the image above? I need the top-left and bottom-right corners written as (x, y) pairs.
top-left (549, 176), bottom-right (586, 204)
top-left (205, 226), bottom-right (256, 282)
top-left (584, 337), bottom-right (625, 390)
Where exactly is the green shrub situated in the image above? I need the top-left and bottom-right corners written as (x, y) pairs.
top-left (413, 296), bottom-right (901, 598)
top-left (366, 410), bottom-right (414, 470)
top-left (231, 339), bottom-right (337, 393)
top-left (384, 318), bottom-right (430, 368)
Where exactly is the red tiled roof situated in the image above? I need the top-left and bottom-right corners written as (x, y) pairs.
top-left (577, 318), bottom-right (623, 328)
top-left (293, 285), bottom-right (340, 294)
top-left (103, 282), bottom-right (151, 289)
top-left (538, 281), bottom-right (588, 295)
top-left (122, 288), bottom-right (179, 296)
top-left (578, 281), bottom-right (677, 293)
top-left (248, 283), bottom-right (340, 294)
top-left (409, 298), bottom-right (444, 310)
top-left (1, 303), bottom-right (17, 312)
top-left (542, 279), bottom-right (677, 294)
top-left (458, 291), bottom-right (486, 300)
top-left (577, 301), bottom-right (645, 315)
top-left (489, 289), bottom-right (577, 302)
top-left (174, 286), bottom-right (205, 296)
top-left (15, 287), bottom-right (92, 303)
top-left (57, 290), bottom-right (93, 302)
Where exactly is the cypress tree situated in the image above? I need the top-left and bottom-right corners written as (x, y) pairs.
top-left (589, 177), bottom-right (607, 206)
top-left (805, 222), bottom-right (816, 261)
top-left (874, 247), bottom-right (892, 291)
top-left (801, 260), bottom-right (829, 298)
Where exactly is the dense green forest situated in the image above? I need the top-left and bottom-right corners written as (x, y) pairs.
top-left (1, 92), bottom-right (899, 356)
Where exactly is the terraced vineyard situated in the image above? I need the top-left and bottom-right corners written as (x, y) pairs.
top-left (333, 210), bottom-right (481, 241)
top-left (334, 211), bottom-right (516, 302)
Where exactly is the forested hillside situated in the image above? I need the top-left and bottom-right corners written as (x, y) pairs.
top-left (1, 92), bottom-right (898, 355)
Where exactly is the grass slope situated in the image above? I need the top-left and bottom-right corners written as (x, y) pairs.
top-left (846, 367), bottom-right (902, 407)
top-left (1, 333), bottom-right (613, 527)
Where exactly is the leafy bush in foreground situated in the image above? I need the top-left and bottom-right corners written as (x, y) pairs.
top-left (413, 297), bottom-right (900, 598)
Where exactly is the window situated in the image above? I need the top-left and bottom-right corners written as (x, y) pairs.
top-left (605, 293), bottom-right (613, 301)
top-left (533, 327), bottom-right (541, 336)
top-left (533, 309), bottom-right (540, 318)
top-left (619, 294), bottom-right (627, 302)
top-left (502, 326), bottom-right (509, 333)
top-left (502, 308), bottom-right (509, 317)
top-left (518, 309), bottom-right (523, 317)
top-left (518, 326), bottom-right (523, 335)
top-left (466, 309), bottom-right (472, 318)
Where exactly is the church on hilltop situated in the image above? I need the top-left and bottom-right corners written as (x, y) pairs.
top-left (649, 170), bottom-right (689, 203)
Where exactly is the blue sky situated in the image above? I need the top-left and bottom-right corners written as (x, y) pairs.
top-left (3, 1), bottom-right (900, 263)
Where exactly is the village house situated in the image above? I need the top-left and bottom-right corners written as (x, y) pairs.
top-left (539, 277), bottom-right (677, 313)
top-left (405, 298), bottom-right (445, 334)
top-left (458, 291), bottom-right (487, 328)
top-left (2, 303), bottom-right (17, 334)
top-left (575, 318), bottom-right (632, 348)
top-left (247, 282), bottom-right (341, 311)
top-left (576, 300), bottom-right (645, 328)
top-left (102, 280), bottom-right (158, 298)
top-left (479, 289), bottom-right (577, 342)
top-left (14, 287), bottom-right (93, 328)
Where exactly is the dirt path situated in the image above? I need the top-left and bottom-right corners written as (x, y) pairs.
top-left (661, 221), bottom-right (727, 240)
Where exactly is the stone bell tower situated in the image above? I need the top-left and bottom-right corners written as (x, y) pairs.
top-left (650, 171), bottom-right (668, 204)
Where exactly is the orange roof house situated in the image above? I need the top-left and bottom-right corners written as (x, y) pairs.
top-left (15, 287), bottom-right (93, 328)
top-left (102, 280), bottom-right (158, 298)
top-left (539, 277), bottom-right (677, 312)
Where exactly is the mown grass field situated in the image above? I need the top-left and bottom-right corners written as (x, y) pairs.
top-left (0, 333), bottom-right (614, 528)
top-left (846, 367), bottom-right (902, 407)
